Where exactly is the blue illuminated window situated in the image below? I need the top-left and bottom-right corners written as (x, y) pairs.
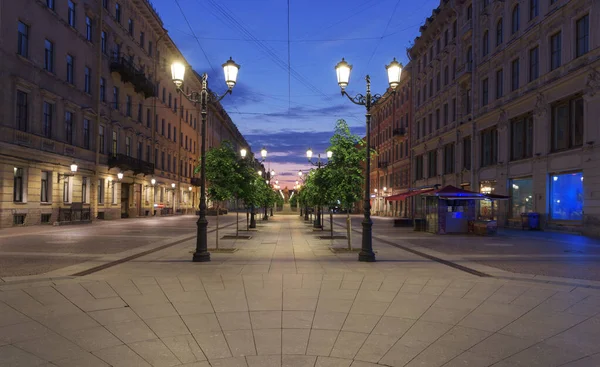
top-left (550, 172), bottom-right (583, 220)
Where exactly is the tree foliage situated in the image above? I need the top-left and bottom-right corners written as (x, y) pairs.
top-left (203, 141), bottom-right (244, 206)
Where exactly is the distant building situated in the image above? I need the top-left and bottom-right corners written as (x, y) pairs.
top-left (409, 0), bottom-right (600, 234)
top-left (0, 0), bottom-right (249, 228)
top-left (369, 64), bottom-right (413, 217)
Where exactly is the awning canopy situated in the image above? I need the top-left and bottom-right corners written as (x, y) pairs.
top-left (385, 188), bottom-right (434, 201)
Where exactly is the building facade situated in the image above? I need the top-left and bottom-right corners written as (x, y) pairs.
top-left (0, 0), bottom-right (249, 228)
top-left (410, 0), bottom-right (600, 234)
top-left (369, 66), bottom-right (413, 217)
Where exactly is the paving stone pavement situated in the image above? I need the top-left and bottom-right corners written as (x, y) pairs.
top-left (1, 216), bottom-right (600, 366)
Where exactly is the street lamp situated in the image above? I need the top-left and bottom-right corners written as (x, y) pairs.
top-left (151, 178), bottom-right (156, 185)
top-left (306, 149), bottom-right (333, 229)
top-left (240, 148), bottom-right (247, 158)
top-left (117, 172), bottom-right (124, 180)
top-left (261, 147), bottom-right (267, 160)
top-left (335, 57), bottom-right (403, 262)
top-left (171, 57), bottom-right (240, 262)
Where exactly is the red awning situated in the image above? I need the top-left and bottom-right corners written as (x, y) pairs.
top-left (385, 189), bottom-right (435, 201)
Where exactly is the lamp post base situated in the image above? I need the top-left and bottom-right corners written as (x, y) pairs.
top-left (359, 217), bottom-right (375, 262)
top-left (192, 251), bottom-right (211, 262)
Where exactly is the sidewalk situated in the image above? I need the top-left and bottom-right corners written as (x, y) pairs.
top-left (1, 215), bottom-right (599, 366)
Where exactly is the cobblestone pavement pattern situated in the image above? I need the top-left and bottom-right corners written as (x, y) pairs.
top-left (1, 214), bottom-right (600, 366)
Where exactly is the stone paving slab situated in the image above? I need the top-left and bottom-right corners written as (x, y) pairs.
top-left (1, 216), bottom-right (600, 366)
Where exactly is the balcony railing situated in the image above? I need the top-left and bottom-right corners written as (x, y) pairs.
top-left (378, 161), bottom-right (388, 169)
top-left (455, 62), bottom-right (473, 83)
top-left (108, 153), bottom-right (155, 175)
top-left (110, 54), bottom-right (156, 99)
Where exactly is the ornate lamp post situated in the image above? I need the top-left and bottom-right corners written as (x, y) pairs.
top-left (306, 148), bottom-right (333, 228)
top-left (335, 57), bottom-right (402, 262)
top-left (171, 57), bottom-right (240, 262)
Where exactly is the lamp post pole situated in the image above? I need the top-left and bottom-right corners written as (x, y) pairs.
top-left (335, 57), bottom-right (402, 262)
top-left (171, 58), bottom-right (240, 262)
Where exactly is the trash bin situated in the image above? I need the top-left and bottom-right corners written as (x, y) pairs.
top-left (527, 212), bottom-right (540, 230)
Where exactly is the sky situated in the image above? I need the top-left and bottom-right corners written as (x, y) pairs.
top-left (154, 0), bottom-right (440, 188)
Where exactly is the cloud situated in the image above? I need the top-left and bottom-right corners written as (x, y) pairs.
top-left (263, 104), bottom-right (350, 118)
top-left (193, 69), bottom-right (263, 106)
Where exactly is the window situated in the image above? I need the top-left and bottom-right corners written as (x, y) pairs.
top-left (16, 90), bottom-right (28, 132)
top-left (84, 66), bottom-right (91, 93)
top-left (427, 150), bottom-right (437, 177)
top-left (529, 0), bottom-right (538, 21)
top-left (168, 123), bottom-right (171, 139)
top-left (148, 41), bottom-right (153, 56)
top-left (452, 98), bottom-right (456, 122)
top-left (168, 93), bottom-right (172, 107)
top-left (41, 171), bottom-right (49, 203)
top-left (550, 32), bottom-right (561, 70)
top-left (444, 29), bottom-right (449, 46)
top-left (463, 137), bottom-right (471, 170)
top-left (65, 111), bottom-right (73, 144)
top-left (415, 155), bottom-right (424, 180)
top-left (103, 0), bottom-right (108, 9)
top-left (13, 167), bottom-right (24, 202)
top-left (480, 127), bottom-right (498, 167)
top-left (113, 87), bottom-right (119, 109)
top-left (466, 89), bottom-right (471, 114)
top-left (115, 3), bottom-right (121, 23)
top-left (551, 95), bottom-right (583, 151)
top-left (137, 103), bottom-right (142, 122)
top-left (467, 4), bottom-right (472, 20)
top-left (83, 118), bottom-right (90, 149)
top-left (98, 179), bottom-right (105, 204)
top-left (162, 88), bottom-right (166, 103)
top-left (63, 176), bottom-right (71, 203)
top-left (511, 114), bottom-right (533, 160)
top-left (511, 58), bottom-right (520, 91)
top-left (444, 144), bottom-right (455, 174)
top-left (146, 145), bottom-right (150, 162)
top-left (550, 172), bottom-right (583, 221)
top-left (174, 127), bottom-right (177, 142)
top-left (44, 40), bottom-right (54, 72)
top-left (436, 109), bottom-right (440, 130)
top-left (496, 69), bottom-right (504, 98)
top-left (452, 59), bottom-right (456, 80)
top-left (482, 31), bottom-right (489, 57)
top-left (68, 0), bottom-right (76, 27)
top-left (86, 16), bottom-right (92, 41)
top-left (99, 125), bottom-right (105, 153)
top-left (47, 0), bottom-right (55, 10)
top-left (444, 66), bottom-right (449, 85)
top-left (43, 102), bottom-right (53, 137)
top-left (429, 79), bottom-right (433, 97)
top-left (155, 148), bottom-right (158, 166)
top-left (18, 21), bottom-right (29, 57)
top-left (66, 55), bottom-right (74, 84)
top-left (139, 31), bottom-right (145, 48)
top-left (137, 141), bottom-right (142, 159)
top-left (436, 72), bottom-right (441, 91)
top-left (453, 20), bottom-right (457, 39)
top-left (512, 5), bottom-right (520, 34)
top-left (443, 103), bottom-right (448, 125)
top-left (428, 114), bottom-right (432, 134)
top-left (101, 31), bottom-right (107, 54)
top-left (128, 18), bottom-right (134, 35)
top-left (529, 47), bottom-right (539, 82)
top-left (174, 98), bottom-right (178, 113)
top-left (496, 18), bottom-right (503, 46)
top-left (80, 177), bottom-right (88, 203)
top-left (510, 178), bottom-right (533, 218)
top-left (482, 78), bottom-right (489, 106)
top-left (576, 15), bottom-right (589, 58)
top-left (146, 108), bottom-right (151, 128)
top-left (161, 119), bottom-right (165, 135)
top-left (111, 181), bottom-right (116, 204)
top-left (112, 130), bottom-right (118, 156)
top-left (125, 136), bottom-right (131, 156)
top-left (126, 95), bottom-right (132, 116)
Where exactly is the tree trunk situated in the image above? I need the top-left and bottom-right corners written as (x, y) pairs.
top-left (330, 210), bottom-right (333, 239)
top-left (347, 212), bottom-right (352, 250)
top-left (216, 204), bottom-right (220, 250)
top-left (246, 206), bottom-right (249, 231)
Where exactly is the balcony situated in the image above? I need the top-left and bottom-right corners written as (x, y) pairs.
top-left (377, 161), bottom-right (388, 169)
top-left (110, 54), bottom-right (156, 99)
top-left (108, 153), bottom-right (155, 175)
top-left (455, 62), bottom-right (473, 84)
top-left (393, 127), bottom-right (407, 141)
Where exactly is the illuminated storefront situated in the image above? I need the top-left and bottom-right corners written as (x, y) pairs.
top-left (509, 177), bottom-right (533, 218)
top-left (550, 172), bottom-right (583, 221)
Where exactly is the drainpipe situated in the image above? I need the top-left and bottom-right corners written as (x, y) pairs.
top-left (92, 1), bottom-right (104, 221)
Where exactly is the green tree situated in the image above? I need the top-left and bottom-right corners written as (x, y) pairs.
top-left (326, 119), bottom-right (365, 249)
top-left (289, 193), bottom-right (298, 207)
top-left (201, 141), bottom-right (243, 249)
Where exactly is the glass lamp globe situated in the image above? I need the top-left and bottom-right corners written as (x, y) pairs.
top-left (335, 58), bottom-right (352, 90)
top-left (171, 62), bottom-right (185, 88)
top-left (222, 57), bottom-right (240, 89)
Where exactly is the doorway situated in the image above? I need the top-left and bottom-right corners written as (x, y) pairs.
top-left (121, 183), bottom-right (130, 218)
